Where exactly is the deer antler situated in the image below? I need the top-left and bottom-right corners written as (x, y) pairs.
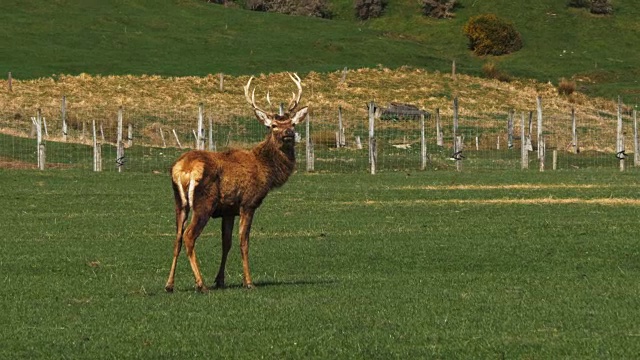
top-left (244, 76), bottom-right (270, 115)
top-left (287, 73), bottom-right (303, 112)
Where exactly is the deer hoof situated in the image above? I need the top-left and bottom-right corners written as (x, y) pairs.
top-left (164, 284), bottom-right (174, 293)
top-left (195, 283), bottom-right (209, 293)
top-left (244, 283), bottom-right (255, 290)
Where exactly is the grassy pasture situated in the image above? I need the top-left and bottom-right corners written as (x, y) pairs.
top-left (1, 168), bottom-right (639, 358)
top-left (2, 0), bottom-right (640, 99)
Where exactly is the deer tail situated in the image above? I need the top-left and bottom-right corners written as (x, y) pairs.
top-left (172, 169), bottom-right (198, 210)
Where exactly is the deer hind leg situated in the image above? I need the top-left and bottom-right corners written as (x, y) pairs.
top-left (239, 209), bottom-right (256, 289)
top-left (214, 215), bottom-right (235, 289)
top-left (165, 183), bottom-right (190, 293)
top-left (183, 209), bottom-right (211, 292)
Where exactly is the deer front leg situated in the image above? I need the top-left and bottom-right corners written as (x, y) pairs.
top-left (214, 216), bottom-right (234, 289)
top-left (239, 209), bottom-right (255, 289)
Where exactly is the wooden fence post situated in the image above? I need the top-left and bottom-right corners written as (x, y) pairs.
top-left (451, 59), bottom-right (456, 80)
top-left (537, 96), bottom-right (545, 171)
top-left (571, 107), bottom-right (578, 153)
top-left (197, 103), bottom-right (205, 150)
top-left (42, 117), bottom-right (49, 138)
top-left (61, 96), bottom-right (68, 142)
top-left (436, 108), bottom-right (443, 147)
top-left (32, 109), bottom-right (45, 170)
top-left (521, 112), bottom-right (528, 170)
top-left (159, 127), bottom-right (167, 148)
top-left (507, 109), bottom-right (514, 149)
top-left (306, 113), bottom-right (314, 172)
top-left (368, 101), bottom-right (377, 175)
top-left (172, 129), bottom-right (182, 149)
top-left (337, 106), bottom-right (345, 147)
top-left (617, 96), bottom-right (625, 171)
top-left (453, 97), bottom-right (462, 171)
top-left (116, 106), bottom-right (125, 172)
top-left (208, 115), bottom-right (215, 151)
top-left (420, 113), bottom-right (427, 170)
top-left (633, 109), bottom-right (639, 167)
top-left (127, 123), bottom-right (133, 148)
top-left (92, 120), bottom-right (102, 172)
top-left (7, 71), bottom-right (12, 92)
top-left (219, 73), bottom-right (224, 92)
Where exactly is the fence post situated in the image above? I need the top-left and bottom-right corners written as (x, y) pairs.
top-left (208, 115), bottom-right (215, 151)
top-left (368, 101), bottom-right (376, 175)
top-left (337, 106), bottom-right (345, 147)
top-left (633, 109), bottom-right (639, 167)
top-left (507, 109), bottom-right (514, 149)
top-left (617, 96), bottom-right (625, 171)
top-left (453, 97), bottom-right (462, 171)
top-left (172, 129), bottom-right (182, 149)
top-left (159, 127), bottom-right (167, 148)
top-left (451, 59), bottom-right (456, 80)
top-left (420, 113), bottom-right (427, 170)
top-left (32, 109), bottom-right (45, 170)
top-left (571, 107), bottom-right (578, 153)
top-left (306, 113), bottom-right (314, 172)
top-left (61, 96), bottom-right (68, 141)
top-left (7, 71), bottom-right (12, 92)
top-left (219, 73), bottom-right (224, 92)
top-left (521, 112), bottom-right (528, 170)
top-left (116, 106), bottom-right (125, 172)
top-left (92, 120), bottom-right (102, 172)
top-left (197, 103), bottom-right (205, 150)
top-left (537, 96), bottom-right (545, 171)
top-left (127, 123), bottom-right (133, 148)
top-left (436, 108), bottom-right (443, 147)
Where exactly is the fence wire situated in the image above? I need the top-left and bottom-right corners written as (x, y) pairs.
top-left (1, 99), bottom-right (637, 173)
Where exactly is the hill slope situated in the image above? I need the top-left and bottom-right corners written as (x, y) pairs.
top-left (0, 0), bottom-right (638, 100)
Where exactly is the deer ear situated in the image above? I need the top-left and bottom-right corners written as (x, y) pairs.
top-left (254, 109), bottom-right (273, 127)
top-left (291, 107), bottom-right (308, 125)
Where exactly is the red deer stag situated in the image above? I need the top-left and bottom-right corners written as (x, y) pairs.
top-left (165, 73), bottom-right (308, 292)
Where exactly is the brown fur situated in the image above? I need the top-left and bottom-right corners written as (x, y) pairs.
top-left (165, 78), bottom-right (308, 292)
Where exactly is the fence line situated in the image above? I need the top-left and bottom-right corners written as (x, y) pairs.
top-left (1, 95), bottom-right (638, 173)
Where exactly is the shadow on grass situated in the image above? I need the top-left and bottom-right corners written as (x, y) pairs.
top-left (163, 278), bottom-right (339, 294)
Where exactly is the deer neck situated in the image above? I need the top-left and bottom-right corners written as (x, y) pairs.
top-left (253, 138), bottom-right (296, 188)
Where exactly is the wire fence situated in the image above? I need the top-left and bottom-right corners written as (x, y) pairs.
top-left (1, 96), bottom-right (638, 174)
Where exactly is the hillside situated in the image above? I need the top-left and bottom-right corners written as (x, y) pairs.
top-left (0, 0), bottom-right (638, 101)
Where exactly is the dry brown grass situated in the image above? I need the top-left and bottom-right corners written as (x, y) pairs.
top-left (0, 67), bottom-right (625, 150)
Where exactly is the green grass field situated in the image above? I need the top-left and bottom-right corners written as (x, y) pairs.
top-left (1, 168), bottom-right (639, 358)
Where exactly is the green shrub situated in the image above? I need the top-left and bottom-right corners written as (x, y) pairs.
top-left (354, 0), bottom-right (387, 20)
top-left (567, 0), bottom-right (590, 8)
top-left (482, 62), bottom-right (511, 82)
top-left (590, 0), bottom-right (613, 14)
top-left (246, 0), bottom-right (333, 18)
top-left (421, 0), bottom-right (459, 19)
top-left (463, 14), bottom-right (523, 56)
top-left (558, 78), bottom-right (577, 95)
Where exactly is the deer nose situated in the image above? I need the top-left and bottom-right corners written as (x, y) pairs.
top-left (284, 128), bottom-right (295, 138)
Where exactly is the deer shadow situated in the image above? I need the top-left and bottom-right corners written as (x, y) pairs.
top-left (166, 278), bottom-right (338, 294)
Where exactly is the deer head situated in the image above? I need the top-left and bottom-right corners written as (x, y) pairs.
top-left (244, 73), bottom-right (308, 146)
